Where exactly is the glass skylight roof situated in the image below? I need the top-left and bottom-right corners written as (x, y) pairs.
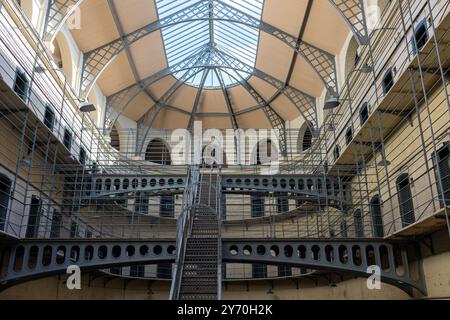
top-left (155, 0), bottom-right (264, 88)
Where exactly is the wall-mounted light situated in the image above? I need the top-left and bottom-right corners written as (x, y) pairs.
top-left (34, 65), bottom-right (48, 73)
top-left (324, 95), bottom-right (341, 110)
top-left (378, 158), bottom-right (391, 166)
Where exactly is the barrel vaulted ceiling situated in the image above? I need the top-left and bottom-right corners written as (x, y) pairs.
top-left (68, 0), bottom-right (351, 130)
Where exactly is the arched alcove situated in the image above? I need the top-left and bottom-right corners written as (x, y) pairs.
top-left (18, 0), bottom-right (40, 27)
top-left (344, 37), bottom-right (360, 80)
top-left (52, 32), bottom-right (75, 86)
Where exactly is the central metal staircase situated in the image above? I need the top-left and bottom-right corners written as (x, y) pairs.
top-left (170, 169), bottom-right (222, 300)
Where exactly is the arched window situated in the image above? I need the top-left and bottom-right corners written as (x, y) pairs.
top-left (110, 126), bottom-right (120, 151)
top-left (433, 142), bottom-right (449, 208)
top-left (254, 139), bottom-right (278, 165)
top-left (251, 195), bottom-right (264, 218)
top-left (345, 127), bottom-right (353, 145)
top-left (333, 145), bottom-right (341, 161)
top-left (79, 147), bottom-right (86, 165)
top-left (63, 128), bottom-right (72, 150)
top-left (44, 104), bottom-right (55, 131)
top-left (302, 127), bottom-right (313, 151)
top-left (353, 209), bottom-right (364, 238)
top-left (14, 68), bottom-right (29, 101)
top-left (360, 102), bottom-right (369, 126)
top-left (382, 68), bottom-right (394, 95)
top-left (0, 174), bottom-right (12, 230)
top-left (345, 37), bottom-right (360, 78)
top-left (370, 196), bottom-right (384, 237)
top-left (145, 139), bottom-right (171, 165)
top-left (25, 196), bottom-right (42, 238)
top-left (412, 19), bottom-right (428, 53)
top-left (397, 173), bottom-right (415, 227)
top-left (297, 122), bottom-right (314, 152)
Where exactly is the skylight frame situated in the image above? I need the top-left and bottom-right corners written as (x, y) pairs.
top-left (155, 0), bottom-right (264, 89)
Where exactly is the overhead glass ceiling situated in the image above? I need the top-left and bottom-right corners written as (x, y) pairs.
top-left (155, 0), bottom-right (264, 88)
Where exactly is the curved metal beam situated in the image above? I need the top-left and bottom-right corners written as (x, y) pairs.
top-left (104, 48), bottom-right (209, 132)
top-left (187, 69), bottom-right (210, 130)
top-left (135, 69), bottom-right (205, 155)
top-left (135, 53), bottom-right (210, 155)
top-left (80, 0), bottom-right (337, 98)
top-left (223, 239), bottom-right (425, 296)
top-left (327, 0), bottom-right (369, 45)
top-left (1, 239), bottom-right (425, 296)
top-left (218, 68), bottom-right (288, 156)
top-left (215, 69), bottom-right (238, 130)
top-left (105, 46), bottom-right (316, 135)
top-left (42, 0), bottom-right (82, 43)
top-left (0, 240), bottom-right (176, 290)
top-left (42, 0), bottom-right (371, 100)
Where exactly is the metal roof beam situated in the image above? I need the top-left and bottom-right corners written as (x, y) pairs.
top-left (215, 68), bottom-right (238, 130)
top-left (79, 0), bottom-right (338, 98)
top-left (105, 45), bottom-right (317, 133)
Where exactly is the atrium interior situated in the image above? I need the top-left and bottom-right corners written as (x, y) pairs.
top-left (0, 0), bottom-right (449, 300)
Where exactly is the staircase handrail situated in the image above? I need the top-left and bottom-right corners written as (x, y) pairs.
top-left (169, 165), bottom-right (200, 300)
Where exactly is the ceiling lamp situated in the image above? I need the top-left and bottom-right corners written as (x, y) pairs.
top-left (80, 102), bottom-right (96, 113)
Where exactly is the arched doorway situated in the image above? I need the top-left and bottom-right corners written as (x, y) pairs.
top-left (145, 139), bottom-right (171, 165)
top-left (110, 125), bottom-right (120, 151)
top-left (202, 144), bottom-right (226, 168)
top-left (252, 139), bottom-right (279, 165)
top-left (370, 196), bottom-right (384, 237)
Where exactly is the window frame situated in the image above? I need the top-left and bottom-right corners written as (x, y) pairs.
top-left (13, 67), bottom-right (29, 101)
top-left (359, 102), bottom-right (369, 126)
top-left (63, 127), bottom-right (73, 150)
